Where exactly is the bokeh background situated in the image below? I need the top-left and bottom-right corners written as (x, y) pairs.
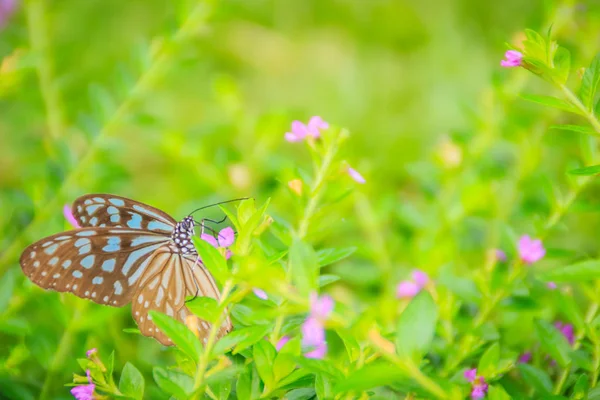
top-left (2, 0), bottom-right (600, 398)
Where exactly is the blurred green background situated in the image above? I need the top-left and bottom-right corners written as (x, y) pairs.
top-left (2, 0), bottom-right (600, 398)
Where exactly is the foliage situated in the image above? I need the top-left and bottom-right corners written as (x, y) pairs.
top-left (4, 0), bottom-right (600, 399)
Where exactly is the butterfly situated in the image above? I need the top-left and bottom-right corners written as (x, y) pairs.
top-left (19, 194), bottom-right (232, 345)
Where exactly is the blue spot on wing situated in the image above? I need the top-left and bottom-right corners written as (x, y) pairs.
top-left (148, 220), bottom-right (173, 232)
top-left (86, 204), bottom-right (102, 214)
top-left (49, 257), bottom-right (59, 266)
top-left (131, 236), bottom-right (165, 247)
top-left (44, 244), bottom-right (58, 255)
top-left (109, 198), bottom-right (125, 207)
top-left (102, 237), bottom-right (121, 252)
top-left (74, 238), bottom-right (90, 247)
top-left (80, 255), bottom-right (95, 269)
top-left (107, 206), bottom-right (119, 215)
top-left (126, 213), bottom-right (142, 229)
top-left (90, 217), bottom-right (98, 225)
top-left (122, 243), bottom-right (163, 276)
top-left (102, 259), bottom-right (115, 272)
top-left (73, 270), bottom-right (83, 278)
top-left (78, 244), bottom-right (91, 255)
top-left (110, 214), bottom-right (120, 223)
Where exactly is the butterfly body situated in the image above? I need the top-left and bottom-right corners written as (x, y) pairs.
top-left (20, 194), bottom-right (231, 345)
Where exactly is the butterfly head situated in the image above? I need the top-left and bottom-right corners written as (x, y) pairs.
top-left (172, 216), bottom-right (196, 254)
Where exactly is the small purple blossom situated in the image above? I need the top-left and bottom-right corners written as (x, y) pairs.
top-left (396, 269), bottom-right (430, 299)
top-left (63, 205), bottom-right (80, 229)
top-left (252, 288), bottom-right (268, 300)
top-left (518, 351), bottom-right (532, 363)
top-left (0, 0), bottom-right (16, 29)
top-left (276, 336), bottom-right (290, 351)
top-left (309, 293), bottom-right (334, 321)
top-left (284, 116), bottom-right (329, 142)
top-left (347, 166), bottom-right (366, 184)
top-left (464, 369), bottom-right (488, 399)
top-left (201, 227), bottom-right (235, 259)
top-left (547, 281), bottom-right (557, 290)
top-left (495, 249), bottom-right (507, 262)
top-left (500, 50), bottom-right (523, 67)
top-left (304, 341), bottom-right (327, 359)
top-left (301, 293), bottom-right (333, 359)
top-left (85, 348), bottom-right (97, 358)
top-left (71, 369), bottom-right (95, 400)
top-left (518, 235), bottom-right (545, 265)
top-left (555, 321), bottom-right (575, 345)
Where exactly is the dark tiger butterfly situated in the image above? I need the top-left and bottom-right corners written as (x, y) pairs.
top-left (19, 194), bottom-right (234, 345)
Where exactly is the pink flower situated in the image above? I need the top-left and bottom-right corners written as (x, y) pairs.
top-left (518, 235), bottom-right (545, 264)
top-left (495, 249), bottom-right (507, 262)
top-left (304, 341), bottom-right (327, 359)
top-left (201, 227), bottom-right (235, 259)
top-left (464, 369), bottom-right (488, 399)
top-left (396, 269), bottom-right (429, 299)
top-left (347, 166), bottom-right (366, 184)
top-left (309, 293), bottom-right (334, 321)
top-left (276, 336), bottom-right (290, 351)
top-left (252, 288), bottom-right (268, 300)
top-left (63, 205), bottom-right (80, 229)
top-left (547, 281), bottom-right (557, 290)
top-left (71, 370), bottom-right (95, 400)
top-left (85, 348), bottom-right (97, 358)
top-left (518, 351), bottom-right (532, 363)
top-left (500, 50), bottom-right (523, 67)
top-left (555, 321), bottom-right (575, 345)
top-left (284, 116), bottom-right (329, 142)
top-left (0, 0), bottom-right (16, 29)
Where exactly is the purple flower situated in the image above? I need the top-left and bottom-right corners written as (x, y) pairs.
top-left (63, 205), bottom-right (80, 229)
top-left (284, 116), bottom-right (329, 142)
top-left (495, 249), bottom-right (507, 262)
top-left (464, 368), bottom-right (477, 382)
top-left (201, 227), bottom-right (235, 259)
top-left (500, 50), bottom-right (523, 67)
top-left (85, 348), bottom-right (97, 358)
top-left (309, 293), bottom-right (334, 322)
top-left (347, 166), bottom-right (366, 184)
top-left (518, 351), bottom-right (532, 363)
top-left (518, 235), bottom-right (545, 265)
top-left (71, 370), bottom-right (95, 400)
top-left (252, 288), bottom-right (268, 300)
top-left (0, 0), bottom-right (16, 29)
top-left (276, 336), bottom-right (290, 351)
top-left (555, 321), bottom-right (575, 345)
top-left (304, 341), bottom-right (327, 359)
top-left (547, 281), bottom-right (557, 290)
top-left (464, 369), bottom-right (488, 399)
top-left (396, 269), bottom-right (430, 299)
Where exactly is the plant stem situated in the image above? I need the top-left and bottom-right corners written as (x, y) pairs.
top-left (0, 0), bottom-right (214, 274)
top-left (192, 279), bottom-right (233, 398)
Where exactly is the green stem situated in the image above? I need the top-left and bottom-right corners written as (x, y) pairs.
top-left (191, 279), bottom-right (233, 398)
top-left (0, 0), bottom-right (214, 274)
top-left (559, 84), bottom-right (600, 134)
top-left (26, 0), bottom-right (64, 157)
top-left (393, 358), bottom-right (448, 400)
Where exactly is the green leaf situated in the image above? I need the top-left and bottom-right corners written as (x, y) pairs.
top-left (119, 362), bottom-right (145, 400)
top-left (551, 124), bottom-right (599, 136)
top-left (556, 292), bottom-right (585, 332)
top-left (568, 164), bottom-right (600, 176)
top-left (318, 274), bottom-right (341, 287)
top-left (333, 362), bottom-right (406, 393)
top-left (487, 385), bottom-right (512, 400)
top-left (534, 319), bottom-right (572, 368)
top-left (149, 311), bottom-right (202, 360)
top-left (572, 374), bottom-right (589, 399)
top-left (580, 54), bottom-right (600, 111)
top-left (0, 270), bottom-right (15, 313)
top-left (538, 259), bottom-right (600, 282)
top-left (315, 375), bottom-right (332, 400)
top-left (316, 247), bottom-right (356, 267)
top-left (253, 340), bottom-right (277, 388)
top-left (212, 325), bottom-right (272, 356)
top-left (192, 236), bottom-right (229, 284)
top-left (185, 296), bottom-right (220, 324)
top-left (477, 343), bottom-right (500, 377)
top-left (153, 367), bottom-right (193, 400)
top-left (289, 238), bottom-right (319, 296)
top-left (520, 94), bottom-right (580, 114)
top-left (395, 291), bottom-right (438, 362)
top-left (518, 363), bottom-right (553, 394)
top-left (553, 46), bottom-right (571, 84)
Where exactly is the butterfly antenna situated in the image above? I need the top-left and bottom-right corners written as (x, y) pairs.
top-left (188, 197), bottom-right (250, 217)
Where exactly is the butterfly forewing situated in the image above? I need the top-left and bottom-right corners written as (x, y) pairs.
top-left (20, 228), bottom-right (170, 306)
top-left (72, 194), bottom-right (176, 234)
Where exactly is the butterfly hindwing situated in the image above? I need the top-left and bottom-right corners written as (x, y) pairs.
top-left (132, 248), bottom-right (232, 345)
top-left (20, 228), bottom-right (170, 306)
top-left (71, 194), bottom-right (176, 234)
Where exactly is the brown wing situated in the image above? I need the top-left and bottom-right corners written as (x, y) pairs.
top-left (20, 228), bottom-right (170, 306)
top-left (71, 194), bottom-right (176, 234)
top-left (132, 246), bottom-right (232, 346)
